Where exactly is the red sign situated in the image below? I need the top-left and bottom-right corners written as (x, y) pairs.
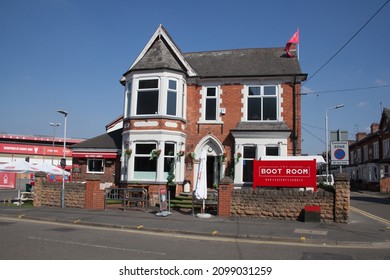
top-left (0, 172), bottom-right (17, 189)
top-left (0, 143), bottom-right (71, 157)
top-left (253, 160), bottom-right (317, 190)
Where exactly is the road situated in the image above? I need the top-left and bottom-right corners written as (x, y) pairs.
top-left (0, 190), bottom-right (389, 260)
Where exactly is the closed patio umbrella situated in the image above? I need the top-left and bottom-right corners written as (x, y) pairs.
top-left (194, 149), bottom-right (211, 218)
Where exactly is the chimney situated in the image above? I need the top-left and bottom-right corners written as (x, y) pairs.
top-left (370, 123), bottom-right (379, 133)
top-left (355, 132), bottom-right (367, 141)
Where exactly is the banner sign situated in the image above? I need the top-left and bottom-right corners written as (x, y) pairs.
top-left (0, 172), bottom-right (17, 189)
top-left (0, 143), bottom-right (71, 157)
top-left (253, 160), bottom-right (317, 190)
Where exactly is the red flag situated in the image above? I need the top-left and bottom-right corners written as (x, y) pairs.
top-left (285, 30), bottom-right (299, 57)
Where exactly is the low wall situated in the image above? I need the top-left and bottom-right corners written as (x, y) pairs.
top-left (220, 173), bottom-right (350, 223)
top-left (231, 188), bottom-right (334, 221)
top-left (33, 173), bottom-right (104, 209)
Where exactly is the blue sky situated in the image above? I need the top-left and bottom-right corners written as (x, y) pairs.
top-left (0, 0), bottom-right (389, 155)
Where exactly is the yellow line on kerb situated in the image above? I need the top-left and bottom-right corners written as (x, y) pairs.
top-left (351, 206), bottom-right (390, 226)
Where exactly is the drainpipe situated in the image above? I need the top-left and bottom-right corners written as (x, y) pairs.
top-left (292, 76), bottom-right (297, 156)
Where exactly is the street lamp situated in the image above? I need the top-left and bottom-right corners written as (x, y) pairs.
top-left (49, 123), bottom-right (61, 165)
top-left (57, 110), bottom-right (68, 208)
top-left (325, 104), bottom-right (345, 185)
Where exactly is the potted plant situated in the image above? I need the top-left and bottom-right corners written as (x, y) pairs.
top-left (235, 152), bottom-right (242, 163)
top-left (125, 148), bottom-right (132, 156)
top-left (149, 149), bottom-right (161, 160)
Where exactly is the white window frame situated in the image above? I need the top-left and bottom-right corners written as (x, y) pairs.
top-left (136, 78), bottom-right (160, 116)
top-left (245, 85), bottom-right (279, 121)
top-left (242, 145), bottom-right (257, 183)
top-left (133, 142), bottom-right (157, 180)
top-left (200, 86), bottom-right (221, 122)
top-left (125, 80), bottom-right (132, 118)
top-left (166, 79), bottom-right (178, 116)
top-left (87, 158), bottom-right (104, 174)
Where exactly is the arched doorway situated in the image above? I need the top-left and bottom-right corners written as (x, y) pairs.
top-left (194, 136), bottom-right (224, 188)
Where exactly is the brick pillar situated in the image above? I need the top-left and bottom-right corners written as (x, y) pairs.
top-left (334, 173), bottom-right (350, 223)
top-left (85, 177), bottom-right (105, 209)
top-left (218, 176), bottom-right (234, 217)
top-left (33, 172), bottom-right (47, 207)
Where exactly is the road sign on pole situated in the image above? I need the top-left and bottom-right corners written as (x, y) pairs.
top-left (330, 141), bottom-right (349, 165)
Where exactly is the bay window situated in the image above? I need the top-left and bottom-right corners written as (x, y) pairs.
top-left (164, 143), bottom-right (176, 179)
top-left (134, 143), bottom-right (157, 180)
top-left (137, 79), bottom-right (159, 115)
top-left (167, 79), bottom-right (177, 116)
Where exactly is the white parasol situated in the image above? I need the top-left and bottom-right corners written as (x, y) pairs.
top-left (194, 149), bottom-right (210, 218)
top-left (33, 162), bottom-right (70, 176)
top-left (0, 160), bottom-right (40, 204)
top-left (0, 160), bottom-right (40, 174)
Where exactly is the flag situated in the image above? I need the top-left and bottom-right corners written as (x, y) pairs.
top-left (285, 30), bottom-right (299, 57)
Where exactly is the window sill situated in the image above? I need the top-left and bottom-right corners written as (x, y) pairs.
top-left (197, 121), bottom-right (223, 125)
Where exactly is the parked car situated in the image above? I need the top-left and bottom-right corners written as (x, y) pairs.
top-left (316, 174), bottom-right (334, 186)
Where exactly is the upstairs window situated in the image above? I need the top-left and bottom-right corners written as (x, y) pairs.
top-left (167, 79), bottom-right (177, 116)
top-left (137, 79), bottom-right (159, 115)
top-left (125, 81), bottom-right (132, 117)
top-left (205, 87), bottom-right (218, 121)
top-left (247, 85), bottom-right (278, 121)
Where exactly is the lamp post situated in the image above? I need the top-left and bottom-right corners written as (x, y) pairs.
top-left (49, 123), bottom-right (61, 165)
top-left (325, 104), bottom-right (345, 185)
top-left (57, 110), bottom-right (68, 208)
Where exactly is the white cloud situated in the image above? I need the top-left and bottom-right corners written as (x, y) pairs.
top-left (374, 79), bottom-right (387, 86)
top-left (357, 101), bottom-right (368, 107)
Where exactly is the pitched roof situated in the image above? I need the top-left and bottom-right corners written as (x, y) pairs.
top-left (184, 48), bottom-right (305, 79)
top-left (70, 129), bottom-right (122, 151)
top-left (122, 25), bottom-right (306, 82)
top-left (131, 36), bottom-right (186, 73)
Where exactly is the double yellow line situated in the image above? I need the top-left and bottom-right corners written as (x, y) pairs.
top-left (351, 206), bottom-right (390, 227)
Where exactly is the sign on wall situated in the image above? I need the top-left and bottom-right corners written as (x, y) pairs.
top-left (253, 160), bottom-right (317, 190)
top-left (0, 143), bottom-right (71, 157)
top-left (0, 172), bottom-right (16, 189)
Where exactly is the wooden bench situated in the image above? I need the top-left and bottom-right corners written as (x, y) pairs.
top-left (192, 189), bottom-right (218, 215)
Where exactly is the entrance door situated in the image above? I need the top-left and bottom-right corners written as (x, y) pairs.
top-left (207, 156), bottom-right (220, 188)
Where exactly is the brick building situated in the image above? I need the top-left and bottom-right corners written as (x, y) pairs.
top-left (70, 116), bottom-right (123, 186)
top-left (120, 25), bottom-right (307, 194)
top-left (345, 108), bottom-right (390, 190)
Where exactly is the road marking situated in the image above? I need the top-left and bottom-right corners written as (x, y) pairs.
top-left (294, 229), bottom-right (328, 235)
top-left (28, 236), bottom-right (166, 256)
top-left (2, 216), bottom-right (389, 249)
top-left (350, 206), bottom-right (390, 226)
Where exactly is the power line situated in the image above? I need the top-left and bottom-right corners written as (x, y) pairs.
top-left (302, 126), bottom-right (325, 145)
top-left (304, 0), bottom-right (390, 84)
top-left (301, 84), bottom-right (390, 96)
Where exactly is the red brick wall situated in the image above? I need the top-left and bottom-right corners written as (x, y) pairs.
top-left (85, 179), bottom-right (105, 209)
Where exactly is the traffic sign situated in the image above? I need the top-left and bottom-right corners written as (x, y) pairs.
top-left (330, 141), bottom-right (349, 165)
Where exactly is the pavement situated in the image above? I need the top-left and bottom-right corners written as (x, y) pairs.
top-left (1, 191), bottom-right (390, 248)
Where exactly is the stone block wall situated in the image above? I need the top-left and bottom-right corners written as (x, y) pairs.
top-left (33, 172), bottom-right (103, 209)
top-left (231, 188), bottom-right (335, 222)
top-left (225, 173), bottom-right (350, 223)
